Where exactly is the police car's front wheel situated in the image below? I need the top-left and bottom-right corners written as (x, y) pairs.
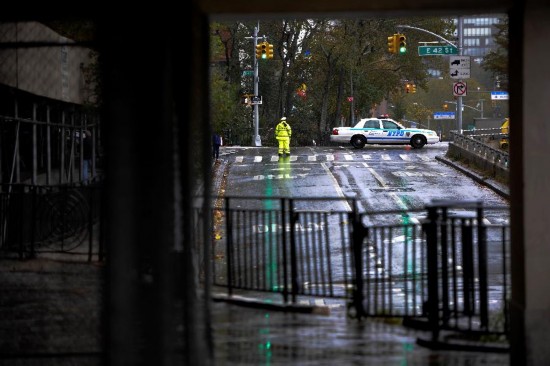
top-left (410, 135), bottom-right (426, 149)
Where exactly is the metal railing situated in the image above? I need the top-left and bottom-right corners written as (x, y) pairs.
top-left (449, 130), bottom-right (509, 170)
top-left (208, 196), bottom-right (510, 347)
top-left (0, 183), bottom-right (104, 261)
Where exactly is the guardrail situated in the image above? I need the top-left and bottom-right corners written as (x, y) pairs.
top-left (449, 130), bottom-right (509, 170)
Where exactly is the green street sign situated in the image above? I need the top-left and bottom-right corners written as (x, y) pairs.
top-left (242, 70), bottom-right (254, 76)
top-left (418, 45), bottom-right (458, 56)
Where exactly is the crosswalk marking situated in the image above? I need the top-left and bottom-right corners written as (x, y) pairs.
top-left (233, 154), bottom-right (433, 163)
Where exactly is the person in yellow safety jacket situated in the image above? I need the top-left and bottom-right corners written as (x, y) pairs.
top-left (275, 116), bottom-right (292, 156)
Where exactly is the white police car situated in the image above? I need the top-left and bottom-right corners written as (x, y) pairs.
top-left (330, 116), bottom-right (440, 149)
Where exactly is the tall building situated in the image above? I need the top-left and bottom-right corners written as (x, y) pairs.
top-left (456, 14), bottom-right (507, 63)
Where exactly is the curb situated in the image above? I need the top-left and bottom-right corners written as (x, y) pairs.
top-left (436, 155), bottom-right (509, 200)
top-left (212, 293), bottom-right (331, 315)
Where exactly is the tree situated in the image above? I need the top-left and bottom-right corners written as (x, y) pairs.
top-left (482, 16), bottom-right (508, 90)
top-left (209, 16), bottom-right (455, 145)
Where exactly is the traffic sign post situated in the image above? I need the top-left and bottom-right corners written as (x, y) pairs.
top-left (418, 45), bottom-right (458, 56)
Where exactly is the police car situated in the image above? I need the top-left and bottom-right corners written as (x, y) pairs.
top-left (329, 116), bottom-right (440, 149)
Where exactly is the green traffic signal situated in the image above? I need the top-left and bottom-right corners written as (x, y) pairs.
top-left (398, 34), bottom-right (407, 54)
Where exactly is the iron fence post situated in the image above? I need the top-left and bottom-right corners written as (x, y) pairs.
top-left (350, 200), bottom-right (366, 319)
top-left (288, 199), bottom-right (298, 304)
top-left (477, 203), bottom-right (489, 329)
top-left (225, 197), bottom-right (233, 296)
top-left (424, 205), bottom-right (440, 342)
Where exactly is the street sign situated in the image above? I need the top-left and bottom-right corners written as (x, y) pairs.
top-left (418, 45), bottom-right (458, 56)
top-left (242, 70), bottom-right (254, 77)
top-left (449, 56), bottom-right (471, 79)
top-left (491, 91), bottom-right (509, 100)
top-left (453, 81), bottom-right (467, 97)
top-left (433, 112), bottom-right (456, 119)
top-left (251, 95), bottom-right (262, 105)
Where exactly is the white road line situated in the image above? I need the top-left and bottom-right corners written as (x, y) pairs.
top-left (362, 154), bottom-right (372, 160)
top-left (270, 156), bottom-right (279, 162)
top-left (308, 155), bottom-right (317, 161)
top-left (326, 154), bottom-right (334, 161)
top-left (399, 154), bottom-right (411, 161)
top-left (419, 156), bottom-right (431, 161)
top-left (290, 155), bottom-right (298, 162)
top-left (321, 162), bottom-right (351, 212)
top-left (254, 156), bottom-right (262, 163)
top-left (235, 156), bottom-right (244, 163)
top-left (363, 162), bottom-right (408, 211)
top-left (344, 154), bottom-right (353, 161)
top-left (381, 154), bottom-right (391, 160)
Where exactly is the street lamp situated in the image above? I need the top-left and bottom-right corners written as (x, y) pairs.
top-left (444, 100), bottom-right (483, 116)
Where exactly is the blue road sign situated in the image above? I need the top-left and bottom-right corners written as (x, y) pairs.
top-left (433, 112), bottom-right (456, 120)
top-left (491, 91), bottom-right (509, 100)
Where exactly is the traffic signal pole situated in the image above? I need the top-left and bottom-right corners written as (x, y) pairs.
top-left (397, 23), bottom-right (464, 133)
top-left (456, 17), bottom-right (464, 132)
top-left (253, 24), bottom-right (261, 146)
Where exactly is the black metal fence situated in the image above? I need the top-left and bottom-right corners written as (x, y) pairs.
top-left (0, 187), bottom-right (510, 348)
top-left (209, 196), bottom-right (510, 347)
top-left (0, 183), bottom-right (104, 261)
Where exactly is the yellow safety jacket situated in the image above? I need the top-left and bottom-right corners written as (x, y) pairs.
top-left (275, 121), bottom-right (292, 138)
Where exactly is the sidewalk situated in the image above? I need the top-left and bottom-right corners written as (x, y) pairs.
top-left (0, 256), bottom-right (509, 366)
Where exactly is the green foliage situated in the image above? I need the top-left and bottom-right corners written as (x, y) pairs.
top-left (482, 16), bottom-right (509, 90)
top-left (210, 17), bottom-right (456, 145)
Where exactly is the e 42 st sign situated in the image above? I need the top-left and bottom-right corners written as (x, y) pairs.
top-left (418, 45), bottom-right (458, 56)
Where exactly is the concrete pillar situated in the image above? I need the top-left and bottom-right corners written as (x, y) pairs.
top-left (510, 3), bottom-right (550, 365)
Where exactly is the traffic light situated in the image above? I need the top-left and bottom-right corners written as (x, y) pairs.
top-left (411, 84), bottom-right (417, 93)
top-left (267, 43), bottom-right (274, 59)
top-left (256, 43), bottom-right (262, 59)
top-left (387, 35), bottom-right (397, 54)
top-left (256, 42), bottom-right (268, 59)
top-left (397, 34), bottom-right (407, 54)
top-left (405, 83), bottom-right (410, 93)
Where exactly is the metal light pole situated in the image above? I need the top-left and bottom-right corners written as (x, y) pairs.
top-left (397, 22), bottom-right (465, 133)
top-left (246, 23), bottom-right (262, 146)
top-left (457, 17), bottom-right (464, 132)
top-left (253, 24), bottom-right (262, 146)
